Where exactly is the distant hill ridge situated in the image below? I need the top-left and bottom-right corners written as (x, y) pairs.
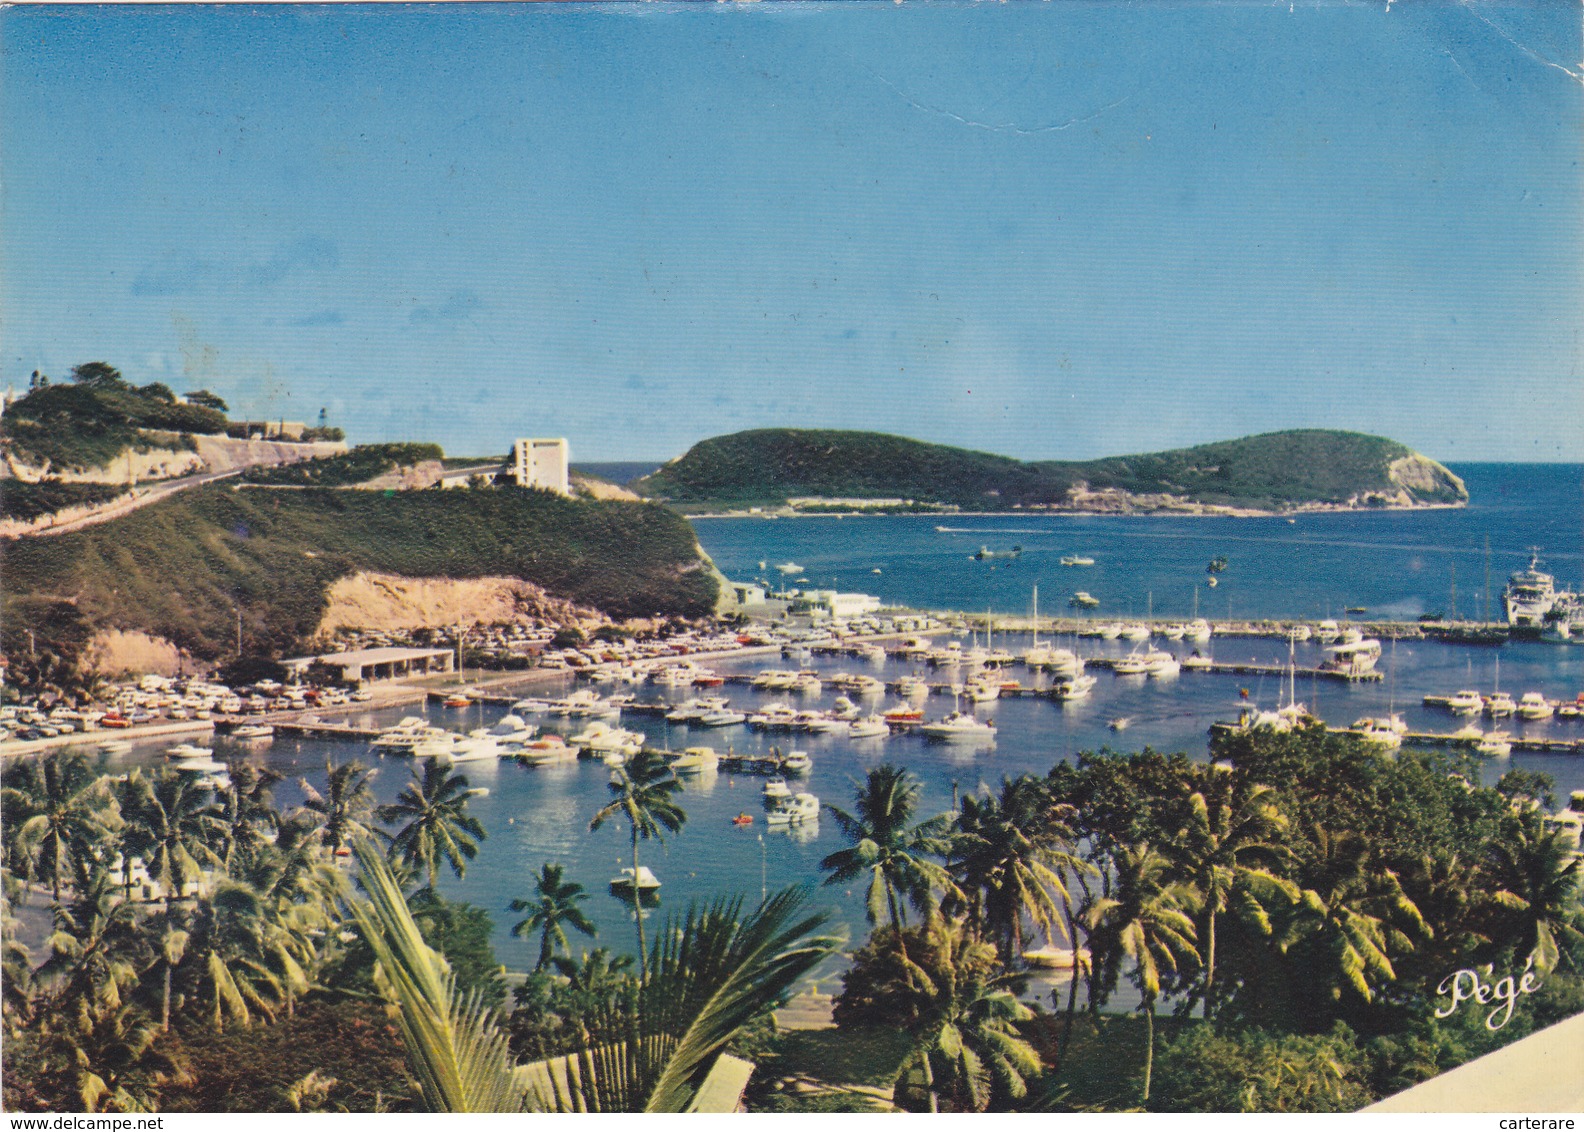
top-left (631, 428), bottom-right (1468, 514)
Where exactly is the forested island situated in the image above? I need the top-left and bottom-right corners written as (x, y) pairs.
top-left (631, 429), bottom-right (1468, 515)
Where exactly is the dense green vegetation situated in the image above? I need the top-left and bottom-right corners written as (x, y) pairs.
top-left (0, 364), bottom-right (228, 473)
top-left (1, 482), bottom-right (720, 677)
top-left (1, 749), bottom-right (839, 1113)
top-left (0, 481), bottom-right (131, 523)
top-left (633, 428), bottom-right (1467, 511)
top-left (2, 727), bottom-right (1578, 1113)
top-left (1035, 430), bottom-right (1466, 509)
top-left (241, 443), bottom-right (444, 487)
top-left (796, 731), bottom-right (1580, 1112)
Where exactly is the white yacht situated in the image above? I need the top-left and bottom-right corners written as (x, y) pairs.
top-left (1051, 673), bottom-right (1098, 701)
top-left (1503, 552), bottom-right (1560, 627)
top-left (1112, 652), bottom-right (1150, 676)
top-left (1120, 623), bottom-right (1151, 643)
top-left (1486, 692), bottom-right (1517, 718)
top-left (748, 703), bottom-right (800, 731)
top-left (1144, 649), bottom-right (1180, 678)
top-left (1320, 636), bottom-right (1382, 676)
top-left (762, 776), bottom-right (792, 801)
top-left (697, 709), bottom-right (747, 727)
top-left (765, 792), bottom-right (821, 825)
top-left (920, 712), bottom-right (996, 741)
top-left (1353, 717), bottom-right (1405, 748)
top-left (610, 866), bottom-right (661, 892)
top-left (1518, 692), bottom-right (1554, 721)
top-left (780, 750), bottom-right (813, 774)
top-left (1477, 730), bottom-right (1514, 758)
top-left (1446, 689), bottom-right (1485, 715)
top-left (163, 743), bottom-right (215, 760)
top-left (668, 746), bottom-right (720, 775)
top-left (847, 715), bottom-right (890, 738)
top-left (1060, 555), bottom-right (1096, 567)
top-left (1184, 619), bottom-right (1213, 643)
top-left (1181, 651), bottom-right (1214, 671)
top-left (515, 736), bottom-right (577, 766)
top-left (569, 722), bottom-right (643, 757)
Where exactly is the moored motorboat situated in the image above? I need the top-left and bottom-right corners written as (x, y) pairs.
top-left (1518, 692), bottom-right (1554, 721)
top-left (765, 792), bottom-right (821, 825)
top-left (610, 866), bottom-right (661, 892)
top-left (920, 712), bottom-right (996, 741)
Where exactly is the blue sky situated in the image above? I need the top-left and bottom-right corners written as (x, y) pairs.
top-left (3, 2), bottom-right (1580, 462)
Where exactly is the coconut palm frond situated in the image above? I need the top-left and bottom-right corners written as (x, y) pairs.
top-left (348, 839), bottom-right (530, 1113)
top-left (643, 887), bottom-right (843, 1113)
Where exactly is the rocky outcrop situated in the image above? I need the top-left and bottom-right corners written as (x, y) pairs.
top-left (84, 630), bottom-right (184, 677)
top-left (313, 572), bottom-right (602, 642)
top-left (4, 435), bottom-right (346, 485)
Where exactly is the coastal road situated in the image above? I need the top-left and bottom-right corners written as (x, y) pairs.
top-left (3, 465), bottom-right (246, 539)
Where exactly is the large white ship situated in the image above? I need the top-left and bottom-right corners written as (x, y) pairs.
top-left (1503, 551), bottom-right (1574, 628)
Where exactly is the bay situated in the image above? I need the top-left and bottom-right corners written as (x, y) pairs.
top-left (102, 462), bottom-right (1584, 983)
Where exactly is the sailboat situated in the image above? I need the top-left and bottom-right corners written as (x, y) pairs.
top-left (1022, 586), bottom-right (1060, 668)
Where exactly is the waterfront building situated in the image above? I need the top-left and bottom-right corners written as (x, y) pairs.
top-left (283, 646), bottom-right (454, 683)
top-left (729, 581), bottom-right (768, 605)
top-left (512, 437), bottom-right (570, 494)
top-left (791, 590), bottom-right (883, 619)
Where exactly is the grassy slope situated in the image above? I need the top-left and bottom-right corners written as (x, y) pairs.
top-left (2, 484), bottom-right (719, 662)
top-left (0, 480), bottom-right (132, 522)
top-left (634, 428), bottom-right (1465, 511)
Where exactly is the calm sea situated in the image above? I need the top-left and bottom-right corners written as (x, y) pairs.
top-left (106, 463), bottom-right (1583, 981)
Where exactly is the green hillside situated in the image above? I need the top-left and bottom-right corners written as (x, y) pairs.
top-left (2, 484), bottom-right (720, 674)
top-left (0, 364), bottom-right (229, 472)
top-left (632, 428), bottom-right (1467, 512)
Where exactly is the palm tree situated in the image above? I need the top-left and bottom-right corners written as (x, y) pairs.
top-left (46, 1001), bottom-right (183, 1113)
top-left (1165, 777), bottom-right (1291, 1018)
top-left (1483, 816), bottom-right (1583, 973)
top-left (894, 914), bottom-right (1041, 1112)
top-left (588, 748), bottom-right (686, 979)
top-left (34, 868), bottom-right (149, 1019)
top-left (951, 775), bottom-right (1087, 962)
top-left (2, 750), bottom-right (121, 901)
top-left (1279, 828), bottom-right (1429, 1012)
top-left (511, 863), bottom-right (597, 971)
top-left (298, 760), bottom-right (378, 857)
top-left (820, 764), bottom-right (955, 933)
top-left (347, 840), bottom-right (839, 1113)
top-left (1085, 845), bottom-right (1199, 1103)
top-left (215, 763), bottom-right (283, 866)
top-left (117, 768), bottom-right (226, 1030)
top-left (378, 760), bottom-right (486, 891)
top-left (169, 877), bottom-right (294, 1032)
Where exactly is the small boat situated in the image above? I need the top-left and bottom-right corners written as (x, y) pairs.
top-left (610, 866), bottom-right (661, 892)
top-left (98, 739), bottom-right (133, 755)
top-left (1181, 652), bottom-right (1214, 671)
top-left (1477, 730), bottom-right (1513, 758)
top-left (1518, 692), bottom-right (1554, 721)
top-left (1446, 689), bottom-right (1485, 715)
top-left (668, 747), bottom-right (720, 775)
top-left (1184, 619), bottom-right (1213, 642)
top-left (1059, 555), bottom-right (1095, 567)
top-left (1069, 592), bottom-right (1101, 609)
top-left (1021, 946), bottom-right (1092, 970)
top-left (1353, 718), bottom-right (1404, 748)
top-left (516, 736), bottom-right (577, 766)
top-left (164, 743), bottom-right (214, 760)
top-left (698, 710), bottom-right (748, 727)
top-left (1113, 652), bottom-right (1150, 676)
top-left (1120, 623), bottom-right (1150, 643)
top-left (920, 712), bottom-right (996, 741)
top-left (765, 792), bottom-right (821, 825)
top-left (1486, 692), bottom-right (1517, 718)
top-left (763, 776), bottom-right (792, 800)
top-left (1051, 674), bottom-right (1097, 701)
top-left (732, 813), bottom-right (754, 826)
top-left (442, 694), bottom-right (472, 708)
top-left (774, 562), bottom-right (806, 575)
top-left (847, 715), bottom-right (890, 739)
top-left (781, 750), bottom-right (813, 774)
top-left (231, 724), bottom-right (275, 739)
top-left (1108, 716), bottom-right (1132, 731)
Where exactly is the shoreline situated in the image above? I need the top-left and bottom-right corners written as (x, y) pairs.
top-left (685, 501), bottom-right (1471, 521)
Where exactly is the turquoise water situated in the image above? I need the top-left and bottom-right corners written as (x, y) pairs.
top-left (107, 463), bottom-right (1584, 977)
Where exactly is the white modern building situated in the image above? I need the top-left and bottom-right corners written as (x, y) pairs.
top-left (512, 438), bottom-right (570, 494)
